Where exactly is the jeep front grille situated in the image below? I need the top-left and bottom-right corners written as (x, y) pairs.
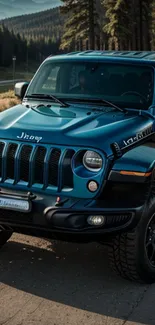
top-left (34, 146), bottom-right (47, 185)
top-left (0, 142), bottom-right (4, 173)
top-left (48, 148), bottom-right (61, 187)
top-left (20, 145), bottom-right (33, 182)
top-left (6, 143), bottom-right (18, 179)
top-left (0, 142), bottom-right (74, 191)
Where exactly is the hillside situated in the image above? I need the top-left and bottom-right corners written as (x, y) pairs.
top-left (0, 1), bottom-right (104, 69)
top-left (0, 0), bottom-right (61, 19)
top-left (1, 6), bottom-right (64, 42)
top-left (0, 8), bottom-right (64, 70)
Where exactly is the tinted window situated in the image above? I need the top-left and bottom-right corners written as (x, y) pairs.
top-left (27, 61), bottom-right (154, 109)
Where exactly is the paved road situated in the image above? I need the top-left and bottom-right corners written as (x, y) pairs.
top-left (0, 79), bottom-right (22, 86)
top-left (0, 233), bottom-right (154, 325)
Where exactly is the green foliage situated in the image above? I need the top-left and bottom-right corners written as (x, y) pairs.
top-left (60, 0), bottom-right (99, 50)
top-left (2, 8), bottom-right (64, 44)
top-left (1, 0), bottom-right (155, 67)
top-left (102, 0), bottom-right (131, 49)
top-left (0, 24), bottom-right (27, 67)
top-left (151, 0), bottom-right (155, 49)
top-left (102, 0), bottom-right (154, 50)
top-left (0, 8), bottom-right (64, 68)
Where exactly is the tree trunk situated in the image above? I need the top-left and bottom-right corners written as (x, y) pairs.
top-left (139, 0), bottom-right (143, 50)
top-left (89, 0), bottom-right (95, 49)
top-left (85, 39), bottom-right (89, 50)
top-left (130, 0), bottom-right (137, 50)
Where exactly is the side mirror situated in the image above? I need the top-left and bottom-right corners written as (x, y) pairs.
top-left (14, 82), bottom-right (29, 100)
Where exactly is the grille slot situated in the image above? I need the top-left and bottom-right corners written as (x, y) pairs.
top-left (62, 150), bottom-right (74, 188)
top-left (34, 146), bottom-right (46, 184)
top-left (48, 149), bottom-right (61, 187)
top-left (6, 143), bottom-right (18, 179)
top-left (0, 142), bottom-right (5, 178)
top-left (19, 145), bottom-right (33, 182)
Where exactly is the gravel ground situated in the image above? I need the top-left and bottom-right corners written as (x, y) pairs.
top-left (0, 233), bottom-right (154, 325)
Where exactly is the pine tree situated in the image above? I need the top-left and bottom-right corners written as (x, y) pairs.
top-left (131, 0), bottom-right (153, 50)
top-left (102, 0), bottom-right (153, 51)
top-left (60, 0), bottom-right (98, 51)
top-left (141, 0), bottom-right (154, 50)
top-left (102, 0), bottom-right (132, 50)
top-left (150, 1), bottom-right (155, 49)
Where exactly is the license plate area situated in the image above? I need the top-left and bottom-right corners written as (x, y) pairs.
top-left (0, 195), bottom-right (31, 213)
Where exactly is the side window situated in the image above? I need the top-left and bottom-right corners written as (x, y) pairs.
top-left (42, 66), bottom-right (60, 92)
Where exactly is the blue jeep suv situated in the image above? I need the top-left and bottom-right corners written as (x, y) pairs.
top-left (0, 50), bottom-right (155, 283)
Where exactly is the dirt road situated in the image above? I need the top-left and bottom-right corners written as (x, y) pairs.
top-left (0, 233), bottom-right (154, 325)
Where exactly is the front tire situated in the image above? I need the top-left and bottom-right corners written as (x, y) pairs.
top-left (108, 197), bottom-right (155, 283)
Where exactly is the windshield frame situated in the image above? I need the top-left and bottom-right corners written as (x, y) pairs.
top-left (25, 59), bottom-right (155, 110)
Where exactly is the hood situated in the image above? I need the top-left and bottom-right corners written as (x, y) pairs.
top-left (0, 103), bottom-right (154, 156)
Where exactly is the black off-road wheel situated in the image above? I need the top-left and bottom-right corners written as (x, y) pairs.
top-left (0, 230), bottom-right (12, 249)
top-left (108, 197), bottom-right (155, 283)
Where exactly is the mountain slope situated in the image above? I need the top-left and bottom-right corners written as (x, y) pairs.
top-left (1, 7), bottom-right (64, 41)
top-left (0, 0), bottom-right (61, 19)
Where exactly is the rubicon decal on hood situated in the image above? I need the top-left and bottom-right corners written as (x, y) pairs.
top-left (123, 125), bottom-right (153, 147)
top-left (17, 132), bottom-right (42, 143)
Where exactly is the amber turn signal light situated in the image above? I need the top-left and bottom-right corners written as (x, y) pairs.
top-left (120, 171), bottom-right (152, 177)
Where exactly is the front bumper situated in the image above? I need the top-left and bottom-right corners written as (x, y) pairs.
top-left (0, 190), bottom-right (144, 242)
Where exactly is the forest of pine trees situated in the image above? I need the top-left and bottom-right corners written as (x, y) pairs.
top-left (61, 0), bottom-right (154, 51)
top-left (0, 7), bottom-right (63, 69)
top-left (1, 1), bottom-right (155, 69)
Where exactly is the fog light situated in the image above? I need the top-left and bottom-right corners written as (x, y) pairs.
top-left (88, 181), bottom-right (98, 192)
top-left (87, 215), bottom-right (105, 226)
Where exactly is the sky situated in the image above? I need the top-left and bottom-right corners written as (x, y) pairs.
top-left (0, 0), bottom-right (61, 20)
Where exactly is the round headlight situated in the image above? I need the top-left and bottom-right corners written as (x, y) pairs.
top-left (83, 151), bottom-right (103, 172)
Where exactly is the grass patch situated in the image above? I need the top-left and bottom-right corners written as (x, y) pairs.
top-left (0, 90), bottom-right (20, 111)
top-left (0, 90), bottom-right (15, 99)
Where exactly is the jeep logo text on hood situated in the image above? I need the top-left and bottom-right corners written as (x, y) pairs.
top-left (17, 132), bottom-right (42, 143)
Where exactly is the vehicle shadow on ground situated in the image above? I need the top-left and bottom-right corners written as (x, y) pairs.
top-left (0, 237), bottom-right (150, 323)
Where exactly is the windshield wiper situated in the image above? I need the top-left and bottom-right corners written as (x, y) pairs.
top-left (26, 93), bottom-right (70, 108)
top-left (95, 98), bottom-right (126, 113)
top-left (66, 97), bottom-right (126, 112)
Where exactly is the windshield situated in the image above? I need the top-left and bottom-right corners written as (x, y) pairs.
top-left (26, 61), bottom-right (154, 109)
